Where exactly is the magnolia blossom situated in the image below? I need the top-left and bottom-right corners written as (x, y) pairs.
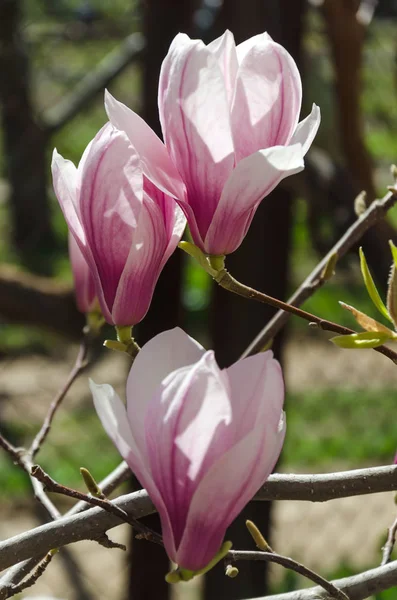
top-left (68, 232), bottom-right (96, 314)
top-left (91, 327), bottom-right (285, 572)
top-left (105, 30), bottom-right (320, 256)
top-left (52, 123), bottom-right (185, 326)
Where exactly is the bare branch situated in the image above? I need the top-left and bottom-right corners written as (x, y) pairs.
top-left (242, 187), bottom-right (397, 358)
top-left (0, 489), bottom-right (155, 571)
top-left (43, 33), bottom-right (146, 134)
top-left (253, 559), bottom-right (397, 600)
top-left (382, 513), bottom-right (397, 566)
top-left (29, 335), bottom-right (89, 458)
top-left (258, 465), bottom-right (397, 502)
top-left (4, 551), bottom-right (57, 598)
top-left (31, 465), bottom-right (162, 545)
top-left (217, 267), bottom-right (397, 365)
top-left (229, 550), bottom-right (348, 600)
top-left (0, 433), bottom-right (60, 520)
top-left (0, 465), bottom-right (396, 574)
top-left (0, 461), bottom-right (132, 592)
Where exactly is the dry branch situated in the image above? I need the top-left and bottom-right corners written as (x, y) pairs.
top-left (0, 465), bottom-right (396, 574)
top-left (255, 559), bottom-right (397, 600)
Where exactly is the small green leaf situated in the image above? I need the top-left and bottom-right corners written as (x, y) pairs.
top-left (330, 331), bottom-right (393, 349)
top-left (359, 247), bottom-right (392, 323)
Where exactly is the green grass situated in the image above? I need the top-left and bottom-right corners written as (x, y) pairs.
top-left (0, 406), bottom-right (122, 499)
top-left (283, 388), bottom-right (396, 469)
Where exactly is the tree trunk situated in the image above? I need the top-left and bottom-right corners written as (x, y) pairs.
top-left (322, 0), bottom-right (395, 287)
top-left (0, 0), bottom-right (55, 275)
top-left (205, 2), bottom-right (305, 598)
top-left (126, 2), bottom-right (198, 599)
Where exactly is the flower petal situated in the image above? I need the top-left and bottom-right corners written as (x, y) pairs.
top-left (232, 35), bottom-right (302, 161)
top-left (110, 194), bottom-right (167, 325)
top-left (51, 149), bottom-right (84, 243)
top-left (90, 379), bottom-right (178, 561)
top-left (68, 232), bottom-right (96, 313)
top-left (176, 414), bottom-right (285, 571)
top-left (90, 379), bottom-right (138, 460)
top-left (144, 351), bottom-right (232, 549)
top-left (79, 123), bottom-right (143, 321)
top-left (205, 144), bottom-right (304, 254)
top-left (105, 90), bottom-right (186, 201)
top-left (207, 30), bottom-right (238, 108)
top-left (290, 103), bottom-right (321, 156)
top-left (225, 350), bottom-right (284, 436)
top-left (126, 328), bottom-right (205, 453)
top-left (176, 370), bottom-right (285, 572)
top-left (159, 33), bottom-right (235, 241)
top-left (143, 178), bottom-right (186, 270)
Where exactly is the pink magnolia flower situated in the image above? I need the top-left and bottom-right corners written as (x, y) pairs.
top-left (52, 123), bottom-right (185, 326)
top-left (68, 232), bottom-right (96, 314)
top-left (105, 30), bottom-right (320, 256)
top-left (91, 327), bottom-right (285, 572)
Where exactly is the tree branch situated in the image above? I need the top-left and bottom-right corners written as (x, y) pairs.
top-left (43, 33), bottom-right (146, 134)
top-left (0, 490), bottom-right (155, 571)
top-left (253, 559), bottom-right (397, 600)
top-left (229, 550), bottom-right (348, 600)
top-left (257, 464), bottom-right (397, 502)
top-left (29, 335), bottom-right (89, 458)
top-left (0, 465), bottom-right (396, 573)
top-left (242, 187), bottom-right (397, 358)
top-left (217, 267), bottom-right (397, 365)
top-left (381, 513), bottom-right (397, 566)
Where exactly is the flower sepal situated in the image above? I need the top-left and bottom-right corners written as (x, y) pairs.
top-left (165, 541), bottom-right (233, 583)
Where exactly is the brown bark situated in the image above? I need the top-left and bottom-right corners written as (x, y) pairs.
top-left (0, 0), bottom-right (55, 274)
top-left (205, 2), bottom-right (306, 599)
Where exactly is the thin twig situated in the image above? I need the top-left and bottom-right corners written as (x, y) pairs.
top-left (216, 268), bottom-right (397, 365)
top-left (29, 335), bottom-right (89, 459)
top-left (0, 432), bottom-right (60, 519)
top-left (31, 465), bottom-right (162, 546)
top-left (1, 466), bottom-right (397, 572)
top-left (229, 550), bottom-right (348, 600)
top-left (0, 434), bottom-right (24, 469)
top-left (4, 551), bottom-right (57, 597)
top-left (251, 559), bottom-right (397, 600)
top-left (43, 33), bottom-right (145, 134)
top-left (242, 187), bottom-right (397, 358)
top-left (382, 514), bottom-right (397, 565)
top-left (0, 462), bottom-right (132, 593)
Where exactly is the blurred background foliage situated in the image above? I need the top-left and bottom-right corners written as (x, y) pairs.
top-left (1, 1), bottom-right (397, 599)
